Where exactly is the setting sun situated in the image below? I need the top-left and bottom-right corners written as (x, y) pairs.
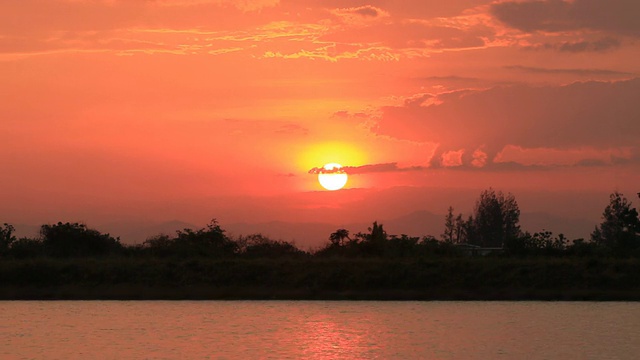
top-left (318, 163), bottom-right (348, 191)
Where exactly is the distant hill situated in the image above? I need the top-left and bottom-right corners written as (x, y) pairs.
top-left (11, 210), bottom-right (595, 249)
top-left (520, 212), bottom-right (594, 240)
top-left (100, 220), bottom-right (199, 244)
top-left (225, 210), bottom-right (445, 250)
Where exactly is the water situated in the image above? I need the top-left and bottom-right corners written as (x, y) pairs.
top-left (1, 301), bottom-right (638, 359)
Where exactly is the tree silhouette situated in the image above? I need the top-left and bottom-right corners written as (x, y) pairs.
top-left (239, 233), bottom-right (304, 258)
top-left (40, 222), bottom-right (122, 257)
top-left (0, 223), bottom-right (16, 255)
top-left (369, 221), bottom-right (387, 243)
top-left (454, 213), bottom-right (465, 244)
top-left (591, 191), bottom-right (640, 253)
top-left (172, 219), bottom-right (237, 257)
top-left (329, 229), bottom-right (350, 247)
top-left (442, 207), bottom-right (455, 243)
top-left (362, 221), bottom-right (388, 256)
top-left (471, 188), bottom-right (521, 248)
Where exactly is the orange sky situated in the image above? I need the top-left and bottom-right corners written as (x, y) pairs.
top-left (2, 0), bottom-right (639, 244)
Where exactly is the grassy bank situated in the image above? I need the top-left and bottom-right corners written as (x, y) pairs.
top-left (1, 257), bottom-right (639, 300)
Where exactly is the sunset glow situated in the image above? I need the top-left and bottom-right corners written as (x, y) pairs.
top-left (1, 0), bottom-right (639, 245)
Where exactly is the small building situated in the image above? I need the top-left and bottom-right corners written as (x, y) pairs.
top-left (454, 243), bottom-right (504, 256)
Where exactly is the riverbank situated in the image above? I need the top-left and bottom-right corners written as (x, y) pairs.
top-left (2, 257), bottom-right (639, 300)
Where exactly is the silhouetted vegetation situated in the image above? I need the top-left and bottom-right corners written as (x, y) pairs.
top-left (1, 190), bottom-right (639, 300)
top-left (591, 191), bottom-right (640, 255)
top-left (141, 220), bottom-right (237, 258)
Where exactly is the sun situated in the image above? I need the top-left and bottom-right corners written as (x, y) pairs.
top-left (318, 163), bottom-right (348, 191)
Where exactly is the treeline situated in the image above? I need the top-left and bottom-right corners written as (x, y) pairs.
top-left (1, 189), bottom-right (639, 300)
top-left (0, 189), bottom-right (639, 260)
top-left (0, 221), bottom-right (306, 260)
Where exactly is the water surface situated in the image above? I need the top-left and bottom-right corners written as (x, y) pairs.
top-left (1, 301), bottom-right (638, 359)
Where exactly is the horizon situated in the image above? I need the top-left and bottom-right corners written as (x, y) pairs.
top-left (2, 0), bottom-right (639, 247)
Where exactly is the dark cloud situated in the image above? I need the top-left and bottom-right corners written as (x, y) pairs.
top-left (465, 161), bottom-right (553, 172)
top-left (432, 36), bottom-right (486, 49)
top-left (491, 0), bottom-right (640, 37)
top-left (574, 158), bottom-right (610, 167)
top-left (330, 5), bottom-right (386, 21)
top-left (414, 75), bottom-right (480, 82)
top-left (309, 162), bottom-right (427, 175)
top-left (308, 166), bottom-right (346, 175)
top-left (525, 37), bottom-right (621, 53)
top-left (376, 78), bottom-right (640, 166)
top-left (352, 6), bottom-right (380, 17)
top-left (345, 163), bottom-right (427, 174)
top-left (307, 160), bottom-right (612, 175)
top-left (505, 65), bottom-right (633, 76)
top-left (559, 37), bottom-right (621, 52)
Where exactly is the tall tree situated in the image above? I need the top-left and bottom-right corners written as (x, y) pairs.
top-left (471, 188), bottom-right (521, 247)
top-left (454, 214), bottom-right (465, 244)
top-left (369, 221), bottom-right (387, 244)
top-left (360, 221), bottom-right (388, 256)
top-left (591, 191), bottom-right (640, 252)
top-left (442, 206), bottom-right (455, 243)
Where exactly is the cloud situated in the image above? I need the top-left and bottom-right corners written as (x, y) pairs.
top-left (328, 5), bottom-right (390, 28)
top-left (375, 78), bottom-right (640, 166)
top-left (308, 162), bottom-right (427, 175)
top-left (504, 65), bottom-right (633, 76)
top-left (414, 75), bottom-right (480, 83)
top-left (471, 148), bottom-right (488, 168)
top-left (491, 0), bottom-right (640, 37)
top-left (317, 14), bottom-right (495, 56)
top-left (524, 37), bottom-right (621, 53)
top-left (441, 150), bottom-right (464, 167)
top-left (332, 5), bottom-right (387, 19)
top-left (494, 145), bottom-right (634, 167)
top-left (307, 147), bottom-right (636, 176)
top-left (557, 37), bottom-right (621, 52)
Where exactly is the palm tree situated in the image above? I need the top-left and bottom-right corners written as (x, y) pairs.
top-left (329, 229), bottom-right (350, 247)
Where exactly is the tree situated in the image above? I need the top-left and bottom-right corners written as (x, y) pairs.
top-left (356, 221), bottom-right (388, 256)
top-left (0, 223), bottom-right (16, 255)
top-left (239, 234), bottom-right (304, 258)
top-left (591, 191), bottom-right (640, 253)
top-left (142, 234), bottom-right (173, 256)
top-left (471, 188), bottom-right (521, 248)
top-left (40, 222), bottom-right (122, 257)
top-left (329, 229), bottom-right (350, 247)
top-left (172, 219), bottom-right (237, 257)
top-left (9, 237), bottom-right (44, 258)
top-left (454, 214), bottom-right (465, 244)
top-left (442, 207), bottom-right (455, 243)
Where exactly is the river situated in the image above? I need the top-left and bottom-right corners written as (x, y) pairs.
top-left (2, 301), bottom-right (638, 359)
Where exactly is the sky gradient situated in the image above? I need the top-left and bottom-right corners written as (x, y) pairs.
top-left (2, 0), bottom-right (639, 245)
